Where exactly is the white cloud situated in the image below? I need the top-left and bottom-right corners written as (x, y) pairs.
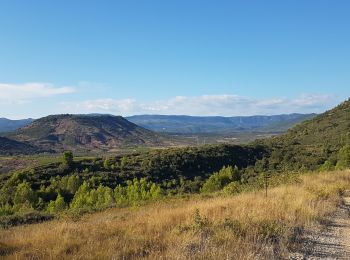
top-left (62, 93), bottom-right (338, 116)
top-left (0, 83), bottom-right (75, 104)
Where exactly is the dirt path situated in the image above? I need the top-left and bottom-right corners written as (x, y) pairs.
top-left (290, 192), bottom-right (350, 259)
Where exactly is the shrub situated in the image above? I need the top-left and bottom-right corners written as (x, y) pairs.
top-left (13, 182), bottom-right (38, 207)
top-left (336, 145), bottom-right (350, 170)
top-left (62, 151), bottom-right (74, 168)
top-left (201, 166), bottom-right (234, 193)
top-left (223, 181), bottom-right (241, 195)
top-left (319, 160), bottom-right (334, 172)
top-left (115, 178), bottom-right (162, 205)
top-left (47, 194), bottom-right (67, 214)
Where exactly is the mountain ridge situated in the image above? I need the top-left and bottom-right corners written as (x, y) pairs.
top-left (4, 114), bottom-right (171, 153)
top-left (127, 113), bottom-right (317, 133)
top-left (0, 118), bottom-right (34, 133)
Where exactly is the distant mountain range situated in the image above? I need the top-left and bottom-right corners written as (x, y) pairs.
top-left (127, 114), bottom-right (317, 133)
top-left (0, 113), bottom-right (317, 155)
top-left (3, 114), bottom-right (172, 154)
top-left (0, 118), bottom-right (34, 133)
top-left (0, 114), bottom-right (317, 134)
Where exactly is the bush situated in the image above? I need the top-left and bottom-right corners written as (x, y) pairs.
top-left (201, 166), bottom-right (235, 193)
top-left (336, 145), bottom-right (350, 170)
top-left (62, 151), bottom-right (74, 168)
top-left (13, 182), bottom-right (38, 207)
top-left (114, 178), bottom-right (162, 206)
top-left (0, 212), bottom-right (54, 228)
top-left (223, 182), bottom-right (241, 195)
top-left (319, 160), bottom-right (334, 172)
top-left (47, 194), bottom-right (67, 214)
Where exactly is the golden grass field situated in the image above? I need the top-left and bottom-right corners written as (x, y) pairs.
top-left (0, 170), bottom-right (349, 259)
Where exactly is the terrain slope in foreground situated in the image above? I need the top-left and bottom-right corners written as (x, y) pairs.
top-left (1, 170), bottom-right (349, 259)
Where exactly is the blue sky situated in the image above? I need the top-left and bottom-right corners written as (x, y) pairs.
top-left (0, 0), bottom-right (349, 118)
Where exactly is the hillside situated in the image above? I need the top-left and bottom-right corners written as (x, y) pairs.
top-left (260, 98), bottom-right (350, 171)
top-left (5, 114), bottom-right (171, 153)
top-left (0, 118), bottom-right (34, 133)
top-left (127, 114), bottom-right (316, 133)
top-left (0, 136), bottom-right (41, 155)
top-left (1, 170), bottom-right (349, 259)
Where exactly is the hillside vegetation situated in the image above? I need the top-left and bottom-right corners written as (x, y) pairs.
top-left (258, 99), bottom-right (350, 171)
top-left (0, 145), bottom-right (267, 222)
top-left (0, 170), bottom-right (348, 259)
top-left (0, 137), bottom-right (41, 156)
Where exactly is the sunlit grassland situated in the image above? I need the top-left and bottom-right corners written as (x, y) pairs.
top-left (0, 170), bottom-right (349, 259)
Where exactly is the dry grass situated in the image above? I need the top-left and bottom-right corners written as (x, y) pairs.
top-left (0, 170), bottom-right (349, 259)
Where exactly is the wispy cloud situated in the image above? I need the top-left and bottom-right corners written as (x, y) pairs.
top-left (0, 83), bottom-right (75, 104)
top-left (62, 93), bottom-right (337, 116)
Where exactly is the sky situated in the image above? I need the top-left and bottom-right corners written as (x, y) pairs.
top-left (0, 0), bottom-right (349, 119)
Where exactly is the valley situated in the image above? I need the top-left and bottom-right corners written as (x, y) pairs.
top-left (2, 1), bottom-right (349, 258)
top-left (0, 99), bottom-right (349, 259)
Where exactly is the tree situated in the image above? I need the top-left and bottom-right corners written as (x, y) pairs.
top-left (232, 165), bottom-right (241, 182)
top-left (47, 193), bottom-right (67, 214)
top-left (66, 175), bottom-right (82, 194)
top-left (13, 181), bottom-right (38, 207)
top-left (201, 166), bottom-right (234, 193)
top-left (120, 156), bottom-right (128, 170)
top-left (70, 182), bottom-right (91, 209)
top-left (103, 158), bottom-right (111, 170)
top-left (319, 160), bottom-right (334, 172)
top-left (63, 151), bottom-right (74, 167)
top-left (336, 145), bottom-right (350, 170)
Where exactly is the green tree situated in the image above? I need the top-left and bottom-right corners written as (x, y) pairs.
top-left (320, 160), bottom-right (334, 172)
top-left (63, 151), bottom-right (74, 167)
top-left (201, 166), bottom-right (234, 193)
top-left (0, 172), bottom-right (26, 205)
top-left (13, 181), bottom-right (38, 207)
top-left (336, 145), bottom-right (350, 170)
top-left (103, 158), bottom-right (111, 170)
top-left (120, 156), bottom-right (128, 170)
top-left (47, 193), bottom-right (67, 214)
top-left (232, 165), bottom-right (241, 182)
top-left (70, 182), bottom-right (91, 209)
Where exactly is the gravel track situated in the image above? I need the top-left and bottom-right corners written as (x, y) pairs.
top-left (290, 192), bottom-right (350, 260)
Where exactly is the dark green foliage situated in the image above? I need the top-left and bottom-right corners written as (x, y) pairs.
top-left (255, 99), bottom-right (350, 171)
top-left (63, 151), bottom-right (74, 167)
top-left (0, 144), bottom-right (266, 194)
top-left (0, 136), bottom-right (41, 155)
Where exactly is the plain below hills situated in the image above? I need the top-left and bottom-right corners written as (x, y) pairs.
top-left (127, 113), bottom-right (316, 134)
